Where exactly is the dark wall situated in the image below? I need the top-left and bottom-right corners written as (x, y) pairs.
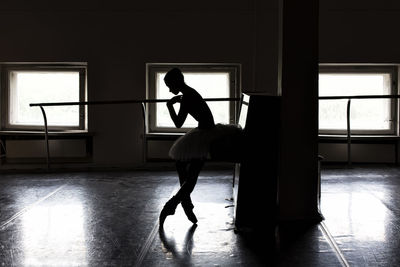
top-left (0, 0), bottom-right (259, 167)
top-left (319, 0), bottom-right (400, 63)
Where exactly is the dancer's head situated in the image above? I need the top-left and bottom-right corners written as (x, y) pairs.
top-left (164, 68), bottom-right (184, 95)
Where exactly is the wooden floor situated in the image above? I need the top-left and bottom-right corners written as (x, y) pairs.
top-left (0, 165), bottom-right (399, 266)
top-left (321, 165), bottom-right (400, 266)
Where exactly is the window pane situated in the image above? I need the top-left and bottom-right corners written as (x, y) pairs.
top-left (319, 73), bottom-right (392, 131)
top-left (156, 72), bottom-right (230, 128)
top-left (9, 71), bottom-right (80, 127)
top-left (238, 94), bottom-right (249, 128)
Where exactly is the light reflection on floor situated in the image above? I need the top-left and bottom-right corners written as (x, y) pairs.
top-left (0, 170), bottom-right (353, 266)
top-left (322, 192), bottom-right (387, 242)
top-left (159, 202), bottom-right (235, 258)
top-left (320, 166), bottom-right (400, 266)
top-left (21, 200), bottom-right (88, 266)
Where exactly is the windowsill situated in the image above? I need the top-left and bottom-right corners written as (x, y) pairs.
top-left (319, 134), bottom-right (400, 142)
top-left (319, 134), bottom-right (398, 138)
top-left (147, 133), bottom-right (400, 140)
top-left (0, 130), bottom-right (93, 137)
top-left (146, 132), bottom-right (184, 140)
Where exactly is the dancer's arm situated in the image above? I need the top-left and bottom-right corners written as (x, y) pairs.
top-left (167, 95), bottom-right (188, 128)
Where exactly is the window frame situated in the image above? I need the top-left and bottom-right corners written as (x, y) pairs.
top-left (146, 63), bottom-right (241, 134)
top-left (318, 65), bottom-right (398, 135)
top-left (0, 63), bottom-right (87, 131)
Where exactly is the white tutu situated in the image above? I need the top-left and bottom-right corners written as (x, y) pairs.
top-left (169, 124), bottom-right (243, 161)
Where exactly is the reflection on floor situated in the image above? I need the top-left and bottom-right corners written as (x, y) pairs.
top-left (0, 170), bottom-right (269, 266)
top-left (0, 165), bottom-right (398, 266)
top-left (321, 165), bottom-right (400, 267)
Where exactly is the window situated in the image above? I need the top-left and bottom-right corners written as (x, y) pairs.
top-left (146, 64), bottom-right (241, 133)
top-left (319, 66), bottom-right (397, 135)
top-left (238, 94), bottom-right (249, 128)
top-left (1, 64), bottom-right (87, 131)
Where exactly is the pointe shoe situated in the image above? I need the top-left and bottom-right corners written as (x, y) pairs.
top-left (159, 197), bottom-right (179, 227)
top-left (181, 201), bottom-right (198, 224)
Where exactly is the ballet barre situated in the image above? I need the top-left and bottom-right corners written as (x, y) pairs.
top-left (29, 98), bottom-right (240, 107)
top-left (29, 97), bottom-right (241, 169)
top-left (319, 94), bottom-right (400, 166)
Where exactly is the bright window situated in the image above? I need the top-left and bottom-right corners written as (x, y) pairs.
top-left (147, 64), bottom-right (240, 133)
top-left (1, 64), bottom-right (87, 130)
top-left (319, 66), bottom-right (397, 135)
top-left (238, 94), bottom-right (249, 128)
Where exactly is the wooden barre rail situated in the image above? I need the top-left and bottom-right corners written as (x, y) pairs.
top-left (30, 97), bottom-right (241, 107)
top-left (30, 94), bottom-right (400, 170)
top-left (319, 94), bottom-right (400, 100)
top-left (30, 97), bottom-right (242, 170)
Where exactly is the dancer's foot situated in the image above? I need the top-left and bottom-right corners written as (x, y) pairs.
top-left (181, 201), bottom-right (198, 224)
top-left (159, 197), bottom-right (179, 228)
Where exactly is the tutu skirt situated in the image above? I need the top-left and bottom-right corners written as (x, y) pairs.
top-left (169, 124), bottom-right (243, 161)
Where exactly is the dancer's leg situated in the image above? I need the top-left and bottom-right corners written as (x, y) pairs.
top-left (176, 161), bottom-right (193, 207)
top-left (175, 160), bottom-right (203, 224)
top-left (176, 161), bottom-right (188, 186)
top-left (160, 160), bottom-right (204, 227)
top-left (174, 159), bottom-right (204, 201)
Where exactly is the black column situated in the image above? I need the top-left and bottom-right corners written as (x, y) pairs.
top-left (279, 0), bottom-right (320, 220)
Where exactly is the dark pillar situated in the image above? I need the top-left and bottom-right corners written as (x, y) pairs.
top-left (279, 0), bottom-right (321, 221)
